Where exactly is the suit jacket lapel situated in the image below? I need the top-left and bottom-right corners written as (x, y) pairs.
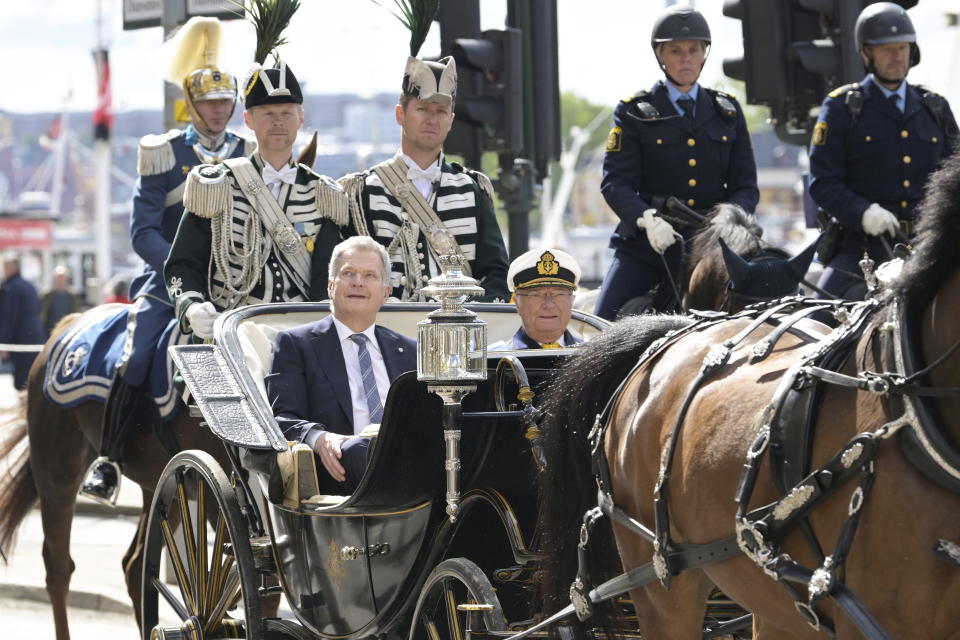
top-left (312, 316), bottom-right (354, 432)
top-left (375, 326), bottom-right (411, 380)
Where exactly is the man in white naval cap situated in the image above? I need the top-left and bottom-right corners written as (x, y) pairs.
top-left (490, 248), bottom-right (584, 350)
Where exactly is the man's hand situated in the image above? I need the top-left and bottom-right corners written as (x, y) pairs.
top-left (637, 208), bottom-right (680, 254)
top-left (861, 203), bottom-right (900, 237)
top-left (185, 301), bottom-right (219, 339)
top-left (313, 431), bottom-right (351, 483)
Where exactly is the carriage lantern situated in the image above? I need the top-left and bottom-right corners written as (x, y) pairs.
top-left (417, 253), bottom-right (487, 522)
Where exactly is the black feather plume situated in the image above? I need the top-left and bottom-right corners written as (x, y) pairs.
top-left (369, 0), bottom-right (440, 56)
top-left (233, 0), bottom-right (301, 66)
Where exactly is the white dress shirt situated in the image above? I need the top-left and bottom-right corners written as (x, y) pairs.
top-left (332, 317), bottom-right (391, 434)
top-left (399, 151), bottom-right (444, 200)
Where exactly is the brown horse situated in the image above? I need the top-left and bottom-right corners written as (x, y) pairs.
top-left (0, 309), bottom-right (227, 640)
top-left (535, 157), bottom-right (960, 638)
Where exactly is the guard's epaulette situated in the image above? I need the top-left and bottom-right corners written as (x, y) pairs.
top-left (241, 137), bottom-right (258, 156)
top-left (462, 166), bottom-right (497, 204)
top-left (301, 165), bottom-right (349, 227)
top-left (336, 171), bottom-right (374, 236)
top-left (828, 82), bottom-right (860, 99)
top-left (182, 164), bottom-right (231, 220)
top-left (137, 129), bottom-right (183, 176)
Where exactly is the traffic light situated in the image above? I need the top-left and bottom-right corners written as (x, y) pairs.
top-left (725, 0), bottom-right (919, 145)
top-left (438, 0), bottom-right (483, 165)
top-left (452, 28), bottom-right (524, 154)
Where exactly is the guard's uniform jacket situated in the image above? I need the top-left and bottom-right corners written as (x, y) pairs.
top-left (339, 160), bottom-right (509, 302)
top-left (122, 125), bottom-right (252, 386)
top-left (164, 153), bottom-right (349, 330)
top-left (596, 81), bottom-right (758, 319)
top-left (809, 75), bottom-right (958, 298)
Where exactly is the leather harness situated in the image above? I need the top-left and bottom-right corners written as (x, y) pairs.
top-left (508, 289), bottom-right (960, 640)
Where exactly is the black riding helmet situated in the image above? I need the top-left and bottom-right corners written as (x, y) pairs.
top-left (650, 6), bottom-right (711, 83)
top-left (855, 2), bottom-right (921, 69)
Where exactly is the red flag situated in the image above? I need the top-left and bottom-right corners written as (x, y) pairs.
top-left (47, 115), bottom-right (61, 140)
top-left (92, 48), bottom-right (112, 141)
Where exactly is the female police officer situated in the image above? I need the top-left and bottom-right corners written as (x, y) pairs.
top-left (595, 5), bottom-right (758, 320)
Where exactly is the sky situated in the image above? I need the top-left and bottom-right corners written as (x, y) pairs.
top-left (1, 0), bottom-right (958, 116)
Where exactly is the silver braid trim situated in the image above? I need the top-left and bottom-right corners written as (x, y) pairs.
top-left (337, 173), bottom-right (372, 237)
top-left (209, 183), bottom-right (263, 308)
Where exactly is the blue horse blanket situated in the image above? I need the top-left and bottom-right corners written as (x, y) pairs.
top-left (43, 303), bottom-right (190, 421)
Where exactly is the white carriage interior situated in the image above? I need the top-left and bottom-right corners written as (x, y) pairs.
top-left (232, 302), bottom-right (607, 407)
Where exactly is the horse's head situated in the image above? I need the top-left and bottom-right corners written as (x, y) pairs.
top-left (718, 236), bottom-right (819, 311)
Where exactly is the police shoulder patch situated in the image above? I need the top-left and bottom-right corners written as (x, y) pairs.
top-left (606, 126), bottom-right (623, 153)
top-left (811, 120), bottom-right (828, 146)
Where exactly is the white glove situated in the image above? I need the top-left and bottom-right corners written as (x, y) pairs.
top-left (636, 208), bottom-right (680, 254)
top-left (861, 203), bottom-right (899, 237)
top-left (185, 301), bottom-right (219, 339)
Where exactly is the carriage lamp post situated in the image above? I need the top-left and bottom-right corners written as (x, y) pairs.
top-left (417, 254), bottom-right (488, 523)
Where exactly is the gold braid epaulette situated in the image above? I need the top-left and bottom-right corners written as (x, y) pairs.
top-left (336, 172), bottom-right (372, 236)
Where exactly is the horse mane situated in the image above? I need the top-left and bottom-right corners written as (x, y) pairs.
top-left (534, 314), bottom-right (693, 638)
top-left (684, 203), bottom-right (766, 311)
top-left (895, 153), bottom-right (960, 307)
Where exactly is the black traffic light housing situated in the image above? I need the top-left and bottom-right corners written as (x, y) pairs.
top-left (452, 28), bottom-right (524, 154)
top-left (725, 0), bottom-right (919, 145)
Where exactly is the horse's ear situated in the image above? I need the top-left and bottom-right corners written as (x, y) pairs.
top-left (296, 131), bottom-right (318, 168)
top-left (787, 236), bottom-right (820, 278)
top-left (719, 236), bottom-right (751, 286)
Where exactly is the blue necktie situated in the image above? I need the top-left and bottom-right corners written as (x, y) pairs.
top-left (678, 95), bottom-right (695, 122)
top-left (349, 333), bottom-right (383, 424)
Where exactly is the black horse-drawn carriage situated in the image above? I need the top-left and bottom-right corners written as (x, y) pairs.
top-left (140, 301), bottom-right (608, 640)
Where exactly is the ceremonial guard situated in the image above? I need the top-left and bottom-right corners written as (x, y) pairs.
top-left (80, 17), bottom-right (254, 501)
top-left (164, 58), bottom-right (348, 339)
top-left (338, 8), bottom-right (508, 302)
top-left (595, 5), bottom-right (758, 320)
top-left (808, 2), bottom-right (957, 300)
top-left (489, 248), bottom-right (583, 351)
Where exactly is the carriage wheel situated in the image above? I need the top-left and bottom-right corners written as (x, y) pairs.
top-left (141, 450), bottom-right (265, 640)
top-left (409, 558), bottom-right (507, 640)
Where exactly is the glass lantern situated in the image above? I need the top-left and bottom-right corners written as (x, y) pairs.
top-left (417, 254), bottom-right (488, 383)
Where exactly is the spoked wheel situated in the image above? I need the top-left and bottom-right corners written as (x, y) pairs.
top-left (409, 558), bottom-right (507, 640)
top-left (141, 450), bottom-right (264, 639)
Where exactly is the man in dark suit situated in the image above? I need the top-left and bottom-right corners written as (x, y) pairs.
top-left (0, 257), bottom-right (43, 391)
top-left (266, 236), bottom-right (417, 493)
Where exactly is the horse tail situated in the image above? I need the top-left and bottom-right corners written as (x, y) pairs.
top-left (533, 314), bottom-right (693, 638)
top-left (0, 400), bottom-right (35, 563)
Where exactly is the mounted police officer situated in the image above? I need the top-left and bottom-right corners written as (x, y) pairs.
top-left (595, 5), bottom-right (759, 321)
top-left (164, 59), bottom-right (349, 340)
top-left (338, 57), bottom-right (509, 302)
top-left (808, 2), bottom-right (958, 301)
top-left (80, 17), bottom-right (254, 503)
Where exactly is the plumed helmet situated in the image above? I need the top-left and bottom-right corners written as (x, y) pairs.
top-left (161, 17), bottom-right (237, 131)
top-left (243, 60), bottom-right (303, 109)
top-left (855, 2), bottom-right (920, 67)
top-left (402, 56), bottom-right (458, 106)
top-left (650, 6), bottom-right (711, 49)
top-left (507, 248), bottom-right (581, 293)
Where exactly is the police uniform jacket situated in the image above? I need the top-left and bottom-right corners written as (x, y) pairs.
top-left (164, 153), bottom-right (349, 331)
top-left (129, 126), bottom-right (251, 303)
top-left (601, 80), bottom-right (759, 265)
top-left (809, 75), bottom-right (957, 244)
top-left (339, 160), bottom-right (509, 302)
